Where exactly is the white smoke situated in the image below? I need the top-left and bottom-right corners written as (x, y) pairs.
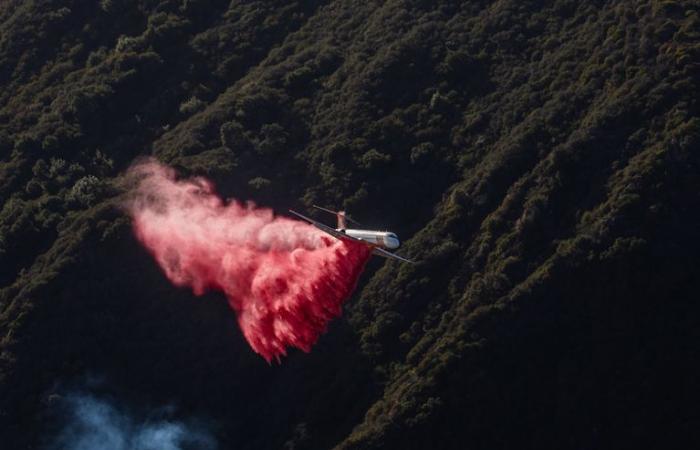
top-left (47, 391), bottom-right (217, 450)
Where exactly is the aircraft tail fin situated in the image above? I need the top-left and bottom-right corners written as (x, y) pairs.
top-left (312, 205), bottom-right (361, 230)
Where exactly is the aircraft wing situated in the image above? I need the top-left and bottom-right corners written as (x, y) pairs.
top-left (289, 209), bottom-right (361, 243)
top-left (372, 247), bottom-right (415, 264)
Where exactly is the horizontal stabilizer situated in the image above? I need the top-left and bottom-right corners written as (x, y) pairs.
top-left (312, 205), bottom-right (362, 226)
top-left (289, 209), bottom-right (360, 243)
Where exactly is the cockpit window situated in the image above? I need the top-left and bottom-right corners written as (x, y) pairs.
top-left (388, 233), bottom-right (398, 239)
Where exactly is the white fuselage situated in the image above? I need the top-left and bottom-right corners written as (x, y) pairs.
top-left (341, 229), bottom-right (400, 249)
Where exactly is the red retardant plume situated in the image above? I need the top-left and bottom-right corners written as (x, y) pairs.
top-left (124, 160), bottom-right (372, 362)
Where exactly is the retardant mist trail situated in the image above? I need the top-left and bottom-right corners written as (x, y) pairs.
top-left (124, 160), bottom-right (372, 362)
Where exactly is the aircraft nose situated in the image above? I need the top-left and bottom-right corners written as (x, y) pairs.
top-left (384, 236), bottom-right (400, 249)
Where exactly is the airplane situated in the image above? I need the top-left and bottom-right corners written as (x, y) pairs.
top-left (289, 205), bottom-right (415, 263)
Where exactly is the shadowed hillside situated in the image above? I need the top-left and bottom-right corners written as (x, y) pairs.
top-left (1, 1), bottom-right (699, 449)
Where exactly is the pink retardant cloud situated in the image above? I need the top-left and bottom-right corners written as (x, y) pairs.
top-left (124, 160), bottom-right (371, 362)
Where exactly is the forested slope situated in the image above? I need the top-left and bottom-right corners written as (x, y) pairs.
top-left (1, 1), bottom-right (698, 449)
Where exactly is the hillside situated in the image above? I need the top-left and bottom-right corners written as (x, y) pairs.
top-left (1, 0), bottom-right (699, 449)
